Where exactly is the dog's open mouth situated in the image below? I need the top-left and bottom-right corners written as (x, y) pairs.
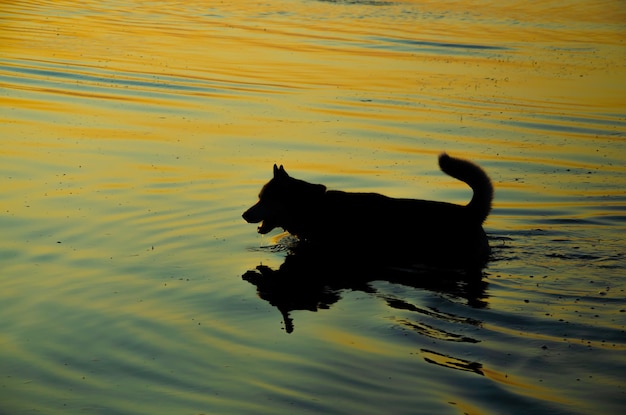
top-left (257, 220), bottom-right (275, 234)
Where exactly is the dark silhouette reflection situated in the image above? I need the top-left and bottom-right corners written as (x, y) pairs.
top-left (243, 239), bottom-right (489, 333)
top-left (421, 348), bottom-right (484, 376)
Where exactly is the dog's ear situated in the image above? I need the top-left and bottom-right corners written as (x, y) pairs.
top-left (273, 164), bottom-right (289, 179)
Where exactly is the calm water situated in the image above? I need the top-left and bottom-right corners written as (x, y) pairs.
top-left (1, 1), bottom-right (625, 414)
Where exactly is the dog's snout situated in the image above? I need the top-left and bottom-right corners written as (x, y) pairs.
top-left (242, 209), bottom-right (253, 223)
top-left (243, 203), bottom-right (262, 224)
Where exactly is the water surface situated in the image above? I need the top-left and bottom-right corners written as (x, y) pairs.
top-left (1, 1), bottom-right (625, 414)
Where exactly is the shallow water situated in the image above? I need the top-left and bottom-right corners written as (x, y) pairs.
top-left (1, 1), bottom-right (625, 414)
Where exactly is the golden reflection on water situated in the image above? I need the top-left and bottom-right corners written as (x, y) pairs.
top-left (2, 1), bottom-right (626, 414)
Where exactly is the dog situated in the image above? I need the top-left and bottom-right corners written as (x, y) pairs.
top-left (243, 153), bottom-right (493, 266)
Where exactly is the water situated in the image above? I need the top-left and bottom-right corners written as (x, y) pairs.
top-left (1, 1), bottom-right (625, 414)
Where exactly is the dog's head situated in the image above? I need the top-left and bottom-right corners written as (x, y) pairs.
top-left (242, 164), bottom-right (292, 234)
top-left (243, 164), bottom-right (325, 236)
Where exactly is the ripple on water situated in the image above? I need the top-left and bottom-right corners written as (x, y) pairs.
top-left (2, 0), bottom-right (626, 414)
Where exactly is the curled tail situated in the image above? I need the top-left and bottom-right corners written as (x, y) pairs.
top-left (438, 153), bottom-right (493, 224)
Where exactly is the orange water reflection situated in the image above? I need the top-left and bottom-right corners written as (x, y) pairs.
top-left (2, 1), bottom-right (626, 414)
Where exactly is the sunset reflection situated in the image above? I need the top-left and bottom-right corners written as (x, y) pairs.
top-left (1, 1), bottom-right (625, 414)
